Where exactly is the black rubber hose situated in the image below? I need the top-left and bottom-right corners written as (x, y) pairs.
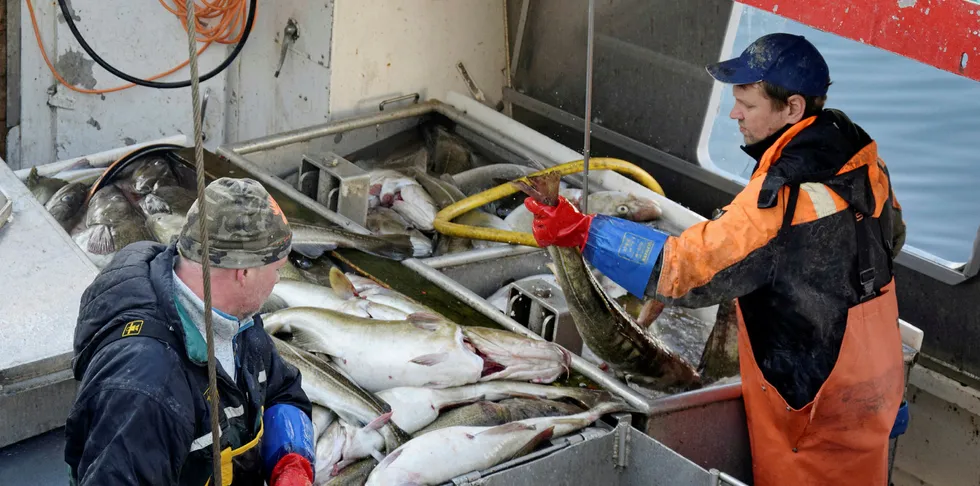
top-left (56, 0), bottom-right (256, 89)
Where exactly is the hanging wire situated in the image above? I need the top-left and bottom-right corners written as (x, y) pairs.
top-left (581, 0), bottom-right (596, 213)
top-left (182, 0), bottom-right (222, 482)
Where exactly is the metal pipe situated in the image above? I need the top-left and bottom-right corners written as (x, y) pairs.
top-left (215, 146), bottom-right (372, 234)
top-left (226, 101), bottom-right (440, 155)
top-left (645, 381), bottom-right (743, 416)
top-left (510, 0), bottom-right (531, 77)
top-left (421, 245), bottom-right (543, 269)
top-left (581, 0), bottom-right (596, 213)
top-left (402, 258), bottom-right (653, 414)
top-left (14, 134), bottom-right (191, 180)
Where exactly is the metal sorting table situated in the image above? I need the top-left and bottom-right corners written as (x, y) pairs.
top-left (216, 94), bottom-right (755, 484)
top-left (0, 160), bottom-right (98, 448)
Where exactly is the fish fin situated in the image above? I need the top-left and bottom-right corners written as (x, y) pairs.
top-left (291, 243), bottom-right (336, 260)
top-left (409, 353), bottom-right (449, 366)
top-left (544, 262), bottom-right (559, 278)
top-left (87, 225), bottom-right (116, 254)
top-left (366, 233), bottom-right (416, 261)
top-left (373, 447), bottom-right (404, 471)
top-left (27, 167), bottom-right (39, 188)
top-left (329, 267), bottom-right (357, 299)
top-left (364, 411), bottom-right (392, 431)
top-left (480, 422), bottom-right (536, 436)
top-left (637, 299), bottom-right (666, 329)
top-left (139, 194), bottom-right (170, 215)
top-left (512, 426), bottom-right (555, 459)
top-left (510, 172), bottom-right (562, 207)
top-left (406, 313), bottom-right (443, 330)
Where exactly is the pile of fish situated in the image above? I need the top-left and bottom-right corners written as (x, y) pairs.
top-left (24, 156), bottom-right (419, 269)
top-left (261, 260), bottom-right (631, 485)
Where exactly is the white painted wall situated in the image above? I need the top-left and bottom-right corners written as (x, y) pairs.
top-left (8, 0), bottom-right (506, 170)
top-left (329, 0), bottom-right (506, 117)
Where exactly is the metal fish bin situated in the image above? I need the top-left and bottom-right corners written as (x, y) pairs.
top-left (216, 96), bottom-right (754, 484)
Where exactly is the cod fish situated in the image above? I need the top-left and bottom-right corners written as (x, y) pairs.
top-left (45, 182), bottom-right (89, 230)
top-left (414, 398), bottom-right (586, 436)
top-left (26, 167), bottom-right (68, 205)
top-left (270, 269), bottom-right (408, 320)
top-left (139, 185), bottom-right (196, 216)
top-left (697, 299), bottom-right (740, 383)
top-left (444, 164), bottom-right (537, 196)
top-left (130, 157), bottom-right (179, 195)
top-left (272, 336), bottom-right (410, 454)
top-left (145, 213), bottom-right (185, 245)
top-left (291, 222), bottom-right (415, 261)
top-left (84, 185), bottom-right (153, 254)
top-left (312, 405), bottom-right (335, 441)
top-left (377, 381), bottom-right (604, 435)
top-left (505, 189), bottom-right (663, 234)
top-left (461, 327), bottom-right (571, 383)
top-left (316, 421), bottom-right (348, 480)
top-left (423, 125), bottom-right (474, 175)
top-left (365, 400), bottom-right (629, 486)
top-left (368, 170), bottom-right (438, 231)
top-left (365, 207), bottom-right (433, 258)
top-left (262, 308), bottom-right (484, 392)
top-left (413, 169), bottom-right (511, 251)
top-left (514, 173), bottom-right (700, 390)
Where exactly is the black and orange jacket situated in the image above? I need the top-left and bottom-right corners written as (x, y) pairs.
top-left (648, 109), bottom-right (906, 408)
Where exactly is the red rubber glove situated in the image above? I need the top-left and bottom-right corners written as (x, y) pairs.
top-left (269, 453), bottom-right (313, 486)
top-left (524, 196), bottom-right (595, 250)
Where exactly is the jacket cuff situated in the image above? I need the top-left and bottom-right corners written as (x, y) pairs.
top-left (261, 404), bottom-right (316, 479)
top-left (582, 215), bottom-right (669, 298)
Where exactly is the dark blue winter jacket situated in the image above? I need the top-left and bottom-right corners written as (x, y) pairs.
top-left (64, 241), bottom-right (312, 485)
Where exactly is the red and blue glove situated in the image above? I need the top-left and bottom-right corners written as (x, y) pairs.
top-left (524, 195), bottom-right (669, 298)
top-left (524, 196), bottom-right (595, 250)
top-left (262, 404), bottom-right (316, 485)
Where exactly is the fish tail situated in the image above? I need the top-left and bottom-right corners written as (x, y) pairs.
top-left (329, 267), bottom-right (357, 299)
top-left (510, 172), bottom-right (562, 207)
top-left (87, 225), bottom-right (116, 254)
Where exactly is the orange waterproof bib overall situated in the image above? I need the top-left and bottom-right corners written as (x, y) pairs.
top-left (736, 119), bottom-right (905, 486)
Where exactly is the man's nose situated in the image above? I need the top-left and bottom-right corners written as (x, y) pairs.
top-left (729, 106), bottom-right (742, 120)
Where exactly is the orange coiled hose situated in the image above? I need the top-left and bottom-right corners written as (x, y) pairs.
top-left (26, 0), bottom-right (254, 95)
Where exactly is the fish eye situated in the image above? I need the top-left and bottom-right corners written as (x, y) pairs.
top-left (616, 205), bottom-right (629, 215)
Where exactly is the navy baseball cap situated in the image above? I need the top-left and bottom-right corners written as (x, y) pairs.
top-left (706, 33), bottom-right (831, 97)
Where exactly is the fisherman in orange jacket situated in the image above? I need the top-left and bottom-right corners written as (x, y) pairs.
top-left (525, 33), bottom-right (908, 485)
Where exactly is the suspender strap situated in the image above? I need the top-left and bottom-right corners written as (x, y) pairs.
top-left (780, 184), bottom-right (801, 234)
top-left (854, 211), bottom-right (877, 302)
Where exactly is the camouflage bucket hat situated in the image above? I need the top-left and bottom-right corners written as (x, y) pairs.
top-left (177, 177), bottom-right (292, 269)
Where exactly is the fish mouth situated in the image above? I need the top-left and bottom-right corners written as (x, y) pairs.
top-left (463, 336), bottom-right (572, 382)
top-left (631, 204), bottom-right (663, 222)
top-left (465, 341), bottom-right (508, 378)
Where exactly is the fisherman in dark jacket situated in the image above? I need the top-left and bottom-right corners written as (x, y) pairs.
top-left (525, 34), bottom-right (907, 485)
top-left (65, 177), bottom-right (316, 485)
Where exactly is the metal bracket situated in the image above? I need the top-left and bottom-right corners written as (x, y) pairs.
top-left (0, 186), bottom-right (12, 231)
top-left (709, 469), bottom-right (750, 486)
top-left (504, 278), bottom-right (581, 354)
top-left (611, 413), bottom-right (632, 469)
top-left (275, 19), bottom-right (300, 78)
top-left (298, 153), bottom-right (371, 228)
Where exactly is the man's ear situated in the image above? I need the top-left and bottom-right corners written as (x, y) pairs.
top-left (786, 94), bottom-right (806, 123)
